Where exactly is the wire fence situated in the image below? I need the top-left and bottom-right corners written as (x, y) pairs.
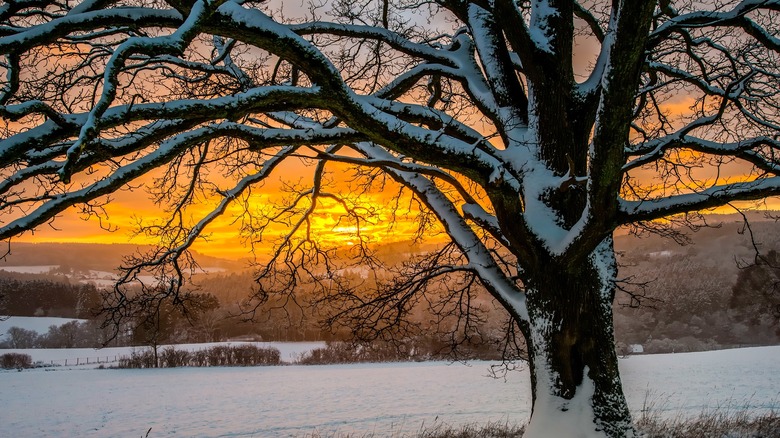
top-left (35, 355), bottom-right (121, 367)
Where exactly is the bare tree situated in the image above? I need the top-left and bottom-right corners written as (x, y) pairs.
top-left (2, 0), bottom-right (780, 435)
top-left (0, 287), bottom-right (7, 322)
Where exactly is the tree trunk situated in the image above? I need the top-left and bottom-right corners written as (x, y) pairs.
top-left (522, 240), bottom-right (633, 437)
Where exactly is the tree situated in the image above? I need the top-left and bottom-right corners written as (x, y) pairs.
top-left (1, 0), bottom-right (779, 435)
top-left (5, 326), bottom-right (39, 349)
top-left (730, 249), bottom-right (780, 340)
top-left (0, 283), bottom-right (7, 321)
top-left (129, 291), bottom-right (220, 366)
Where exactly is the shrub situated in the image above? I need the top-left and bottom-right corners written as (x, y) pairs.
top-left (160, 347), bottom-right (191, 368)
top-left (1, 352), bottom-right (33, 369)
top-left (115, 344), bottom-right (281, 368)
top-left (297, 338), bottom-right (503, 365)
top-left (117, 349), bottom-right (157, 368)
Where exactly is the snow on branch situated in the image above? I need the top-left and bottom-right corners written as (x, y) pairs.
top-left (0, 85), bottom-right (325, 171)
top-left (62, 0), bottom-right (217, 182)
top-left (465, 3), bottom-right (528, 125)
top-left (0, 8), bottom-right (183, 53)
top-left (625, 135), bottom-right (780, 175)
top-left (620, 177), bottom-right (780, 222)
top-left (651, 0), bottom-right (780, 51)
top-left (0, 120), bottom-right (367, 241)
top-left (289, 21), bottom-right (452, 63)
top-left (379, 162), bottom-right (528, 323)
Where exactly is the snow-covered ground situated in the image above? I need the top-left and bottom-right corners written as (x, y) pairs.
top-left (0, 346), bottom-right (777, 437)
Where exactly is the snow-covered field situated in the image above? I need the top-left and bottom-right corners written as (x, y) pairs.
top-left (0, 346), bottom-right (777, 437)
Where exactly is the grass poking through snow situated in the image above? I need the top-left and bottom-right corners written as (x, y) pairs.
top-left (301, 411), bottom-right (780, 437)
top-left (636, 410), bottom-right (780, 437)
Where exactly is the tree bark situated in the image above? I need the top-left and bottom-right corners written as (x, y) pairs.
top-left (522, 239), bottom-right (633, 437)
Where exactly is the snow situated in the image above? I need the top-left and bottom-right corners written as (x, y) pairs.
top-left (0, 346), bottom-right (777, 436)
top-left (523, 311), bottom-right (608, 437)
top-left (0, 9), bottom-right (182, 53)
top-left (525, 370), bottom-right (601, 438)
top-left (620, 346), bottom-right (780, 418)
top-left (517, 238), bottom-right (626, 437)
top-left (529, 0), bottom-right (559, 54)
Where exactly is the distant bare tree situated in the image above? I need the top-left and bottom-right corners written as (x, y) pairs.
top-left (732, 249), bottom-right (780, 321)
top-left (0, 290), bottom-right (7, 322)
top-left (5, 326), bottom-right (39, 349)
top-left (2, 1), bottom-right (780, 435)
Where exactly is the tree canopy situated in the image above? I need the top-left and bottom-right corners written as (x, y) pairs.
top-left (2, 0), bottom-right (780, 436)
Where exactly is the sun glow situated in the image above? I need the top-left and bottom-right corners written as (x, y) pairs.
top-left (11, 165), bottom-right (442, 260)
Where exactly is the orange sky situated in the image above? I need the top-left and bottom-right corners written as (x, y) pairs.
top-left (12, 159), bottom-right (436, 260)
top-left (14, 158), bottom-right (774, 261)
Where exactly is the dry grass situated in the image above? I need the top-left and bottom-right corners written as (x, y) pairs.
top-left (636, 410), bottom-right (780, 437)
top-left (416, 421), bottom-right (525, 438)
top-left (301, 421), bottom-right (524, 438)
top-left (301, 411), bottom-right (780, 438)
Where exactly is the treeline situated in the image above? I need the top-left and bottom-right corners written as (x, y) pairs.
top-left (2, 339), bottom-right (485, 369)
top-left (0, 275), bottom-right (101, 319)
top-left (0, 320), bottom-right (110, 349)
top-left (195, 268), bottom-right (519, 359)
top-left (1, 267), bottom-right (517, 361)
top-left (0, 242), bottom-right (242, 273)
top-left (297, 338), bottom-right (504, 364)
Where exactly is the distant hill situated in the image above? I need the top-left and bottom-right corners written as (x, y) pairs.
top-left (615, 212), bottom-right (780, 269)
top-left (612, 212), bottom-right (780, 352)
top-left (0, 242), bottom-right (244, 273)
top-left (3, 212), bottom-right (778, 274)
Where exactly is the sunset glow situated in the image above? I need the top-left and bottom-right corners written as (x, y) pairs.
top-left (11, 162), bottom-right (443, 259)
